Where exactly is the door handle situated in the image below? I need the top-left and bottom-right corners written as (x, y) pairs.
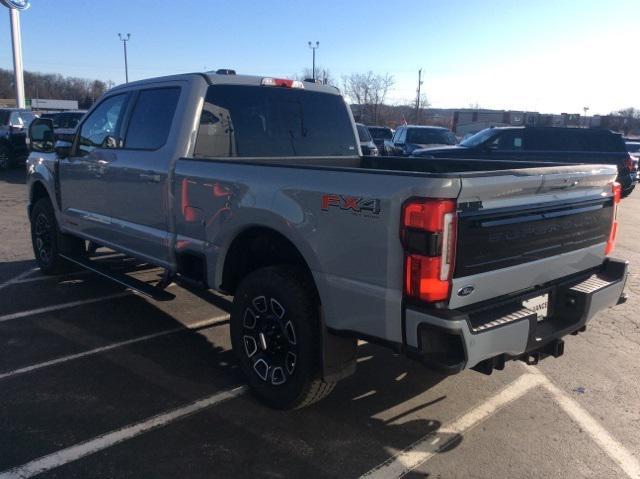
top-left (139, 172), bottom-right (161, 183)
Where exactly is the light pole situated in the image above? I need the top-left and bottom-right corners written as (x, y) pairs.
top-left (118, 33), bottom-right (131, 83)
top-left (1, 0), bottom-right (30, 109)
top-left (308, 41), bottom-right (319, 81)
top-left (583, 106), bottom-right (589, 128)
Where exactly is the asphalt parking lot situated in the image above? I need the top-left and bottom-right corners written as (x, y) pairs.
top-left (0, 167), bottom-right (639, 479)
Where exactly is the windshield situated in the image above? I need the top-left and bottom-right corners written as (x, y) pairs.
top-left (194, 85), bottom-right (357, 157)
top-left (460, 128), bottom-right (498, 147)
top-left (406, 128), bottom-right (456, 145)
top-left (356, 124), bottom-right (372, 142)
top-left (368, 127), bottom-right (392, 140)
top-left (626, 142), bottom-right (640, 153)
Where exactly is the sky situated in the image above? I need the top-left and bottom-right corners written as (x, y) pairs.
top-left (0, 0), bottom-right (638, 115)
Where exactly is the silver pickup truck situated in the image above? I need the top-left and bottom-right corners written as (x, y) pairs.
top-left (26, 72), bottom-right (628, 409)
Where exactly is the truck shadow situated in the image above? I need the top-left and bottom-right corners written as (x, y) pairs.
top-left (0, 256), bottom-right (462, 478)
top-left (0, 167), bottom-right (27, 185)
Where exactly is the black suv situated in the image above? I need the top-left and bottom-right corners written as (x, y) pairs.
top-left (0, 108), bottom-right (37, 169)
top-left (385, 125), bottom-right (456, 156)
top-left (414, 126), bottom-right (637, 196)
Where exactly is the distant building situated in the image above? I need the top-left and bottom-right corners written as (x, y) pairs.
top-left (30, 99), bottom-right (79, 111)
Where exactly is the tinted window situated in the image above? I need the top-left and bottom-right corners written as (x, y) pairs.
top-left (406, 128), bottom-right (456, 145)
top-left (125, 88), bottom-right (180, 150)
top-left (77, 94), bottom-right (127, 156)
top-left (491, 130), bottom-right (524, 150)
top-left (193, 85), bottom-right (357, 158)
top-left (0, 110), bottom-right (9, 125)
top-left (460, 128), bottom-right (497, 147)
top-left (525, 129), bottom-right (568, 150)
top-left (53, 112), bottom-right (85, 129)
top-left (356, 124), bottom-right (372, 142)
top-left (368, 127), bottom-right (392, 140)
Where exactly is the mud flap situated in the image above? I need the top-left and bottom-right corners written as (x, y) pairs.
top-left (321, 326), bottom-right (357, 382)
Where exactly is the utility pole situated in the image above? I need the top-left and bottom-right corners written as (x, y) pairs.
top-left (118, 33), bottom-right (131, 83)
top-left (414, 68), bottom-right (423, 124)
top-left (308, 41), bottom-right (319, 81)
top-left (3, 0), bottom-right (30, 108)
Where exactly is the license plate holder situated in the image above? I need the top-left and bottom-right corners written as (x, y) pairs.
top-left (523, 293), bottom-right (550, 322)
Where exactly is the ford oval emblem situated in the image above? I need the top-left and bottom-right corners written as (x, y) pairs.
top-left (0, 0), bottom-right (30, 10)
top-left (457, 285), bottom-right (475, 297)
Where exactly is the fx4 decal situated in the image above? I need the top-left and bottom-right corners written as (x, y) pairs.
top-left (321, 194), bottom-right (381, 215)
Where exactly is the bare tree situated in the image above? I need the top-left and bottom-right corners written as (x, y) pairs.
top-left (295, 66), bottom-right (334, 85)
top-left (341, 71), bottom-right (394, 124)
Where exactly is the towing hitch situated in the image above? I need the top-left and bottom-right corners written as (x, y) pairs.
top-left (473, 339), bottom-right (566, 375)
top-left (519, 339), bottom-right (565, 366)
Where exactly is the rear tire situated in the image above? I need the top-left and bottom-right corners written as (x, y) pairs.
top-left (230, 265), bottom-right (335, 409)
top-left (30, 198), bottom-right (85, 275)
top-left (0, 144), bottom-right (11, 170)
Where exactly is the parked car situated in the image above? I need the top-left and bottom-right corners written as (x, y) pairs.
top-left (27, 72), bottom-right (627, 409)
top-left (0, 108), bottom-right (37, 169)
top-left (385, 125), bottom-right (456, 156)
top-left (367, 125), bottom-right (393, 155)
top-left (39, 110), bottom-right (86, 132)
top-left (414, 126), bottom-right (637, 196)
top-left (356, 123), bottom-right (378, 156)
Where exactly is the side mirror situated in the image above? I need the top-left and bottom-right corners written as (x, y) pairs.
top-left (54, 140), bottom-right (73, 159)
top-left (28, 118), bottom-right (55, 153)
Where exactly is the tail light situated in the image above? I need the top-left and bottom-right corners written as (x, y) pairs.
top-left (605, 182), bottom-right (621, 255)
top-left (624, 155), bottom-right (636, 173)
top-left (261, 77), bottom-right (305, 89)
top-left (401, 199), bottom-right (457, 303)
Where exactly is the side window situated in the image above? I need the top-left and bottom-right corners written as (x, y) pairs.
top-left (124, 87), bottom-right (180, 150)
top-left (77, 94), bottom-right (127, 157)
top-left (492, 131), bottom-right (523, 150)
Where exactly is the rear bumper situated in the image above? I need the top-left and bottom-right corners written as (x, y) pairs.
top-left (404, 258), bottom-right (628, 373)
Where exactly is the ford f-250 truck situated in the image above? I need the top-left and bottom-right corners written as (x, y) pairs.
top-left (26, 72), bottom-right (628, 409)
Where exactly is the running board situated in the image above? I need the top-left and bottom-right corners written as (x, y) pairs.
top-left (60, 254), bottom-right (175, 301)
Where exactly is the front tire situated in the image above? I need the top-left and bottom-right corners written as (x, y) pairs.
top-left (30, 198), bottom-right (85, 275)
top-left (230, 266), bottom-right (335, 409)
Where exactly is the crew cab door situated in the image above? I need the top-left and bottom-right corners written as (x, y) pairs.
top-left (59, 93), bottom-right (130, 241)
top-left (103, 85), bottom-right (182, 266)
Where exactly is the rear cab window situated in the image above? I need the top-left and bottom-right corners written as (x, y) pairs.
top-left (124, 87), bottom-right (181, 150)
top-left (193, 85), bottom-right (357, 158)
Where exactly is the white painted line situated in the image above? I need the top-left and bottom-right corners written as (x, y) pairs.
top-left (0, 268), bottom-right (38, 292)
top-left (11, 270), bottom-right (92, 285)
top-left (0, 292), bottom-right (131, 323)
top-left (530, 368), bottom-right (640, 479)
top-left (0, 386), bottom-right (246, 479)
top-left (360, 373), bottom-right (545, 479)
top-left (0, 315), bottom-right (230, 381)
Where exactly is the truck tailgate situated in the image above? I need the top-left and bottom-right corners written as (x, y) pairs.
top-left (449, 164), bottom-right (618, 309)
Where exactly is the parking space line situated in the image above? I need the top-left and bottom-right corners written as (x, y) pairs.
top-left (0, 292), bottom-right (131, 323)
top-left (529, 368), bottom-right (640, 479)
top-left (0, 314), bottom-right (230, 381)
top-left (0, 268), bottom-right (38, 292)
top-left (0, 386), bottom-right (247, 479)
top-left (10, 270), bottom-right (92, 285)
top-left (360, 373), bottom-right (546, 479)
